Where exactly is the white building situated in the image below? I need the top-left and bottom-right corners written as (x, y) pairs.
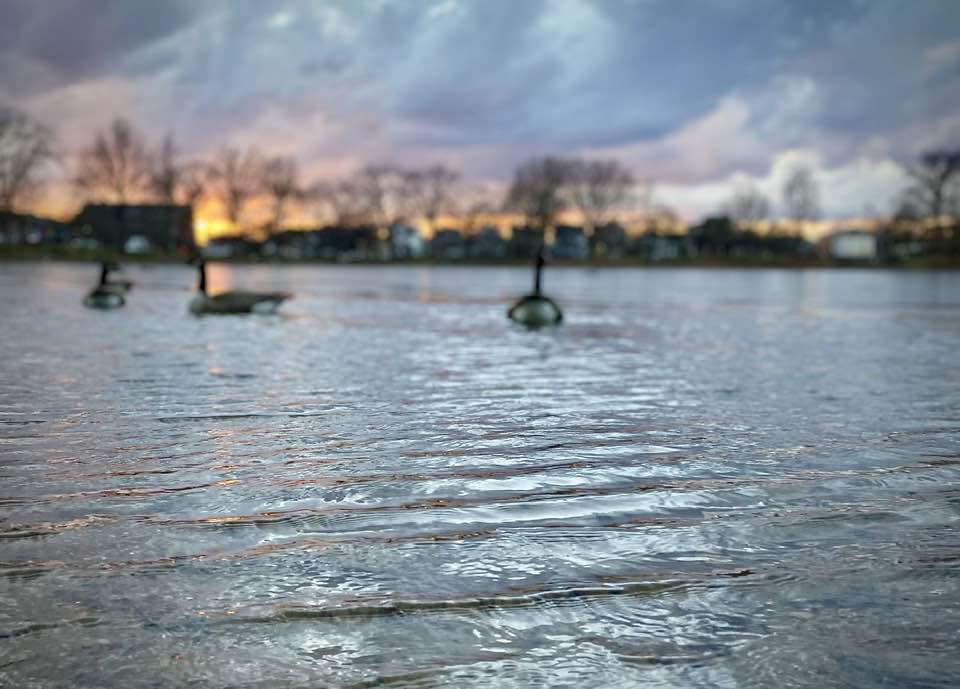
top-left (388, 222), bottom-right (424, 259)
top-left (202, 239), bottom-right (236, 259)
top-left (828, 231), bottom-right (878, 261)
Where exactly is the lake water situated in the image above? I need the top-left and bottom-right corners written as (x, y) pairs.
top-left (1, 262), bottom-right (959, 688)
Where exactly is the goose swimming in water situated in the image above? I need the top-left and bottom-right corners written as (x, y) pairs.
top-left (97, 261), bottom-right (134, 296)
top-left (508, 252), bottom-right (563, 326)
top-left (188, 260), bottom-right (291, 315)
top-left (83, 262), bottom-right (125, 309)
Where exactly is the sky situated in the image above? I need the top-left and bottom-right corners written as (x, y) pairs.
top-left (1, 0), bottom-right (959, 222)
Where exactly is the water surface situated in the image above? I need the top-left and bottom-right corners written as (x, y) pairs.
top-left (1, 262), bottom-right (959, 688)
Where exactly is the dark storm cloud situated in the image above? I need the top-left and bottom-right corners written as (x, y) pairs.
top-left (374, 0), bottom-right (958, 163)
top-left (1, 0), bottom-right (958, 197)
top-left (790, 0), bottom-right (960, 162)
top-left (0, 0), bottom-right (205, 92)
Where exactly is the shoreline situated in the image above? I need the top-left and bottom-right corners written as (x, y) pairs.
top-left (2, 247), bottom-right (959, 270)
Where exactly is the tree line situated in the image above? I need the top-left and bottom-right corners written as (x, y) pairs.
top-left (1, 104), bottom-right (959, 244)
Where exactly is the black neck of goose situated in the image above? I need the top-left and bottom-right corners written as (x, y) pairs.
top-left (533, 253), bottom-right (544, 295)
top-left (198, 262), bottom-right (207, 294)
top-left (98, 263), bottom-right (109, 286)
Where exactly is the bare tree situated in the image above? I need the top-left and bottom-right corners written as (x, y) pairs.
top-left (308, 179), bottom-right (367, 226)
top-left (406, 164), bottom-right (459, 232)
top-left (504, 156), bottom-right (571, 230)
top-left (178, 162), bottom-right (208, 208)
top-left (262, 156), bottom-right (299, 232)
top-left (148, 134), bottom-right (208, 208)
top-left (903, 150), bottom-right (960, 241)
top-left (460, 198), bottom-right (497, 236)
top-left (567, 159), bottom-right (635, 232)
top-left (725, 186), bottom-right (770, 228)
top-left (74, 118), bottom-right (151, 203)
top-left (354, 165), bottom-right (403, 227)
top-left (0, 106), bottom-right (56, 212)
top-left (149, 134), bottom-right (179, 204)
top-left (781, 165), bottom-right (819, 229)
top-left (208, 147), bottom-right (263, 229)
top-left (394, 168), bottom-right (424, 224)
top-left (645, 204), bottom-right (679, 235)
top-left (301, 163), bottom-right (459, 232)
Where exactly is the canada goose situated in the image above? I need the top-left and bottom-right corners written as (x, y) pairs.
top-left (188, 260), bottom-right (291, 315)
top-left (98, 261), bottom-right (134, 296)
top-left (508, 252), bottom-right (562, 326)
top-left (83, 262), bottom-right (125, 309)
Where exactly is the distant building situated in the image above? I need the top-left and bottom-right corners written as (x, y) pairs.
top-left (307, 226), bottom-right (380, 261)
top-left (468, 226), bottom-right (507, 259)
top-left (201, 235), bottom-right (261, 259)
top-left (262, 230), bottom-right (309, 260)
top-left (508, 226), bottom-right (543, 258)
top-left (0, 211), bottom-right (74, 245)
top-left (388, 221), bottom-right (424, 259)
top-left (73, 204), bottom-right (194, 252)
top-left (634, 233), bottom-right (690, 261)
top-left (430, 228), bottom-right (466, 259)
top-left (878, 230), bottom-right (925, 261)
top-left (552, 225), bottom-right (588, 259)
top-left (826, 230), bottom-right (878, 261)
top-left (590, 222), bottom-right (627, 258)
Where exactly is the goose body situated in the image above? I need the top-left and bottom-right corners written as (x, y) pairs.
top-left (189, 291), bottom-right (290, 315)
top-left (189, 261), bottom-right (291, 315)
top-left (508, 294), bottom-right (562, 326)
top-left (508, 252), bottom-right (563, 327)
top-left (84, 287), bottom-right (125, 309)
top-left (83, 262), bottom-right (126, 308)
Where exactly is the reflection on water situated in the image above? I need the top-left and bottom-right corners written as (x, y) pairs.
top-left (1, 262), bottom-right (959, 688)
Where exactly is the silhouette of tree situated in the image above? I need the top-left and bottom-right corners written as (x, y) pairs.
top-left (407, 164), bottom-right (459, 232)
top-left (0, 105), bottom-right (56, 212)
top-left (644, 203), bottom-right (679, 235)
top-left (394, 168), bottom-right (424, 223)
top-left (354, 165), bottom-right (395, 227)
top-left (902, 150), bottom-right (960, 244)
top-left (74, 118), bottom-right (150, 203)
top-left (149, 134), bottom-right (179, 204)
top-left (262, 156), bottom-right (299, 232)
top-left (905, 150), bottom-right (960, 218)
top-left (690, 216), bottom-right (737, 256)
top-left (208, 147), bottom-right (263, 230)
top-left (177, 162), bottom-right (208, 208)
top-left (505, 156), bottom-right (571, 230)
top-left (461, 198), bottom-right (497, 237)
top-left (148, 133), bottom-right (208, 208)
top-left (725, 186), bottom-right (770, 228)
top-left (308, 179), bottom-right (366, 226)
top-left (781, 165), bottom-right (819, 229)
top-left (567, 159), bottom-right (635, 232)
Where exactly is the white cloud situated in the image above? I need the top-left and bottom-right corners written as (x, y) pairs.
top-left (656, 150), bottom-right (911, 220)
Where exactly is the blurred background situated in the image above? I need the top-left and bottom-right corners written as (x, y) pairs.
top-left (0, 0), bottom-right (958, 265)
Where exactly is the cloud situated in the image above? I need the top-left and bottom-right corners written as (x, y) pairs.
top-left (656, 149), bottom-right (911, 220)
top-left (0, 0), bottom-right (956, 218)
top-left (0, 0), bottom-right (204, 95)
